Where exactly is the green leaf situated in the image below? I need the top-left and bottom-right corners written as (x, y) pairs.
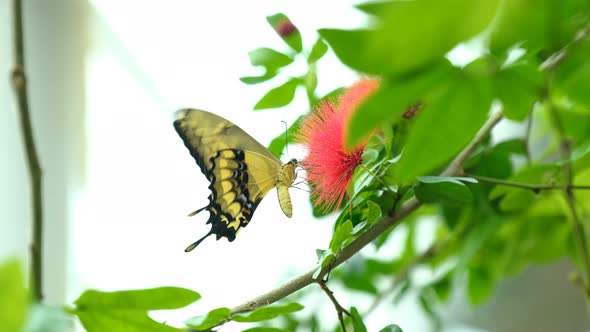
top-left (254, 79), bottom-right (299, 110)
top-left (574, 141), bottom-right (590, 158)
top-left (394, 65), bottom-right (493, 183)
top-left (341, 273), bottom-right (378, 294)
top-left (350, 307), bottom-right (367, 332)
top-left (468, 145), bottom-right (514, 179)
top-left (267, 115), bottom-right (303, 158)
top-left (457, 216), bottom-right (499, 271)
top-left (356, 1), bottom-right (398, 15)
top-left (558, 106), bottom-right (590, 141)
top-left (242, 328), bottom-right (289, 332)
top-left (232, 303), bottom-right (303, 323)
top-left (74, 287), bottom-right (200, 311)
top-left (74, 287), bottom-right (200, 332)
top-left (185, 307), bottom-right (231, 330)
top-left (240, 71), bottom-right (279, 85)
top-left (346, 59), bottom-right (457, 148)
top-left (366, 200), bottom-right (382, 224)
top-left (379, 324), bottom-right (403, 332)
top-left (329, 220), bottom-right (354, 253)
top-left (318, 29), bottom-right (373, 73)
top-left (0, 259), bottom-right (27, 332)
top-left (490, 0), bottom-right (590, 54)
top-left (493, 138), bottom-right (528, 156)
top-left (352, 221), bottom-right (368, 235)
top-left (248, 48), bottom-right (293, 70)
top-left (431, 272), bottom-right (453, 302)
top-left (315, 251), bottom-right (336, 279)
top-left (267, 13), bottom-right (302, 52)
top-left (467, 266), bottom-right (494, 304)
top-left (555, 39), bottom-right (590, 108)
top-left (414, 176), bottom-right (474, 206)
top-left (320, 0), bottom-right (499, 76)
top-left (316, 248), bottom-right (328, 262)
top-left (495, 61), bottom-right (541, 121)
top-left (499, 189), bottom-right (536, 212)
top-left (308, 38), bottom-right (329, 63)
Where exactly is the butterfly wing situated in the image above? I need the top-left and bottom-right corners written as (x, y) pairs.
top-left (173, 109), bottom-right (283, 251)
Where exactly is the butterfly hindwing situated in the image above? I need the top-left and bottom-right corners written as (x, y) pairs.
top-left (174, 109), bottom-right (294, 251)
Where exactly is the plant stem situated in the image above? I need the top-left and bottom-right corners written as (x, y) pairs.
top-left (230, 111), bottom-right (503, 315)
top-left (11, 0), bottom-right (44, 301)
top-left (546, 94), bottom-right (590, 295)
top-left (466, 174), bottom-right (590, 192)
top-left (317, 281), bottom-right (350, 332)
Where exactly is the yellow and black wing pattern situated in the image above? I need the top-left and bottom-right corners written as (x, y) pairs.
top-left (173, 109), bottom-right (296, 251)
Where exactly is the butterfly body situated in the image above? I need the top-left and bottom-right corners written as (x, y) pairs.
top-left (173, 109), bottom-right (296, 251)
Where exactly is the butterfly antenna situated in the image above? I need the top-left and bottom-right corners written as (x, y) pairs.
top-left (281, 120), bottom-right (290, 157)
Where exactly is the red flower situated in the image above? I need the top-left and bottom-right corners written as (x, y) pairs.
top-left (298, 78), bottom-right (380, 211)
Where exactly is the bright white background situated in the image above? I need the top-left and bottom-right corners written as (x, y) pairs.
top-left (2, 1), bottom-right (589, 332)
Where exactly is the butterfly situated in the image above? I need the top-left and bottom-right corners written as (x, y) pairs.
top-left (173, 109), bottom-right (298, 251)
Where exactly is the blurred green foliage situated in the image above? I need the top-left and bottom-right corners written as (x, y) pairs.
top-left (7, 0), bottom-right (590, 331)
top-left (237, 0), bottom-right (590, 330)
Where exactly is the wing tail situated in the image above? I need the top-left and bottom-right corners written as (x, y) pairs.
top-left (187, 206), bottom-right (207, 217)
top-left (184, 229), bottom-right (214, 252)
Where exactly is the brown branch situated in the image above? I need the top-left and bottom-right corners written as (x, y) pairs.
top-left (466, 174), bottom-right (590, 192)
top-left (317, 280), bottom-right (350, 332)
top-left (230, 111), bottom-right (504, 314)
top-left (11, 0), bottom-right (44, 301)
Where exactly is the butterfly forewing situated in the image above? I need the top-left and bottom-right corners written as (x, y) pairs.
top-left (173, 109), bottom-right (293, 251)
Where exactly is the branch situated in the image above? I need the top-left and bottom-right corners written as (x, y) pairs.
top-left (546, 98), bottom-right (590, 294)
top-left (540, 23), bottom-right (590, 71)
top-left (231, 111), bottom-right (503, 314)
top-left (11, 0), bottom-right (44, 301)
top-left (466, 174), bottom-right (590, 192)
top-left (440, 112), bottom-right (503, 177)
top-left (317, 280), bottom-right (350, 331)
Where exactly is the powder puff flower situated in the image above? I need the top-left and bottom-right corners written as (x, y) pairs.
top-left (298, 78), bottom-right (380, 211)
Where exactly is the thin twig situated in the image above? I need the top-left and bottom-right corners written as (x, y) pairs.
top-left (466, 174), bottom-right (590, 192)
top-left (317, 280), bottom-right (350, 331)
top-left (11, 0), bottom-right (44, 301)
top-left (441, 112), bottom-right (503, 177)
top-left (546, 93), bottom-right (590, 295)
top-left (230, 111), bottom-right (503, 315)
top-left (540, 23), bottom-right (590, 71)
